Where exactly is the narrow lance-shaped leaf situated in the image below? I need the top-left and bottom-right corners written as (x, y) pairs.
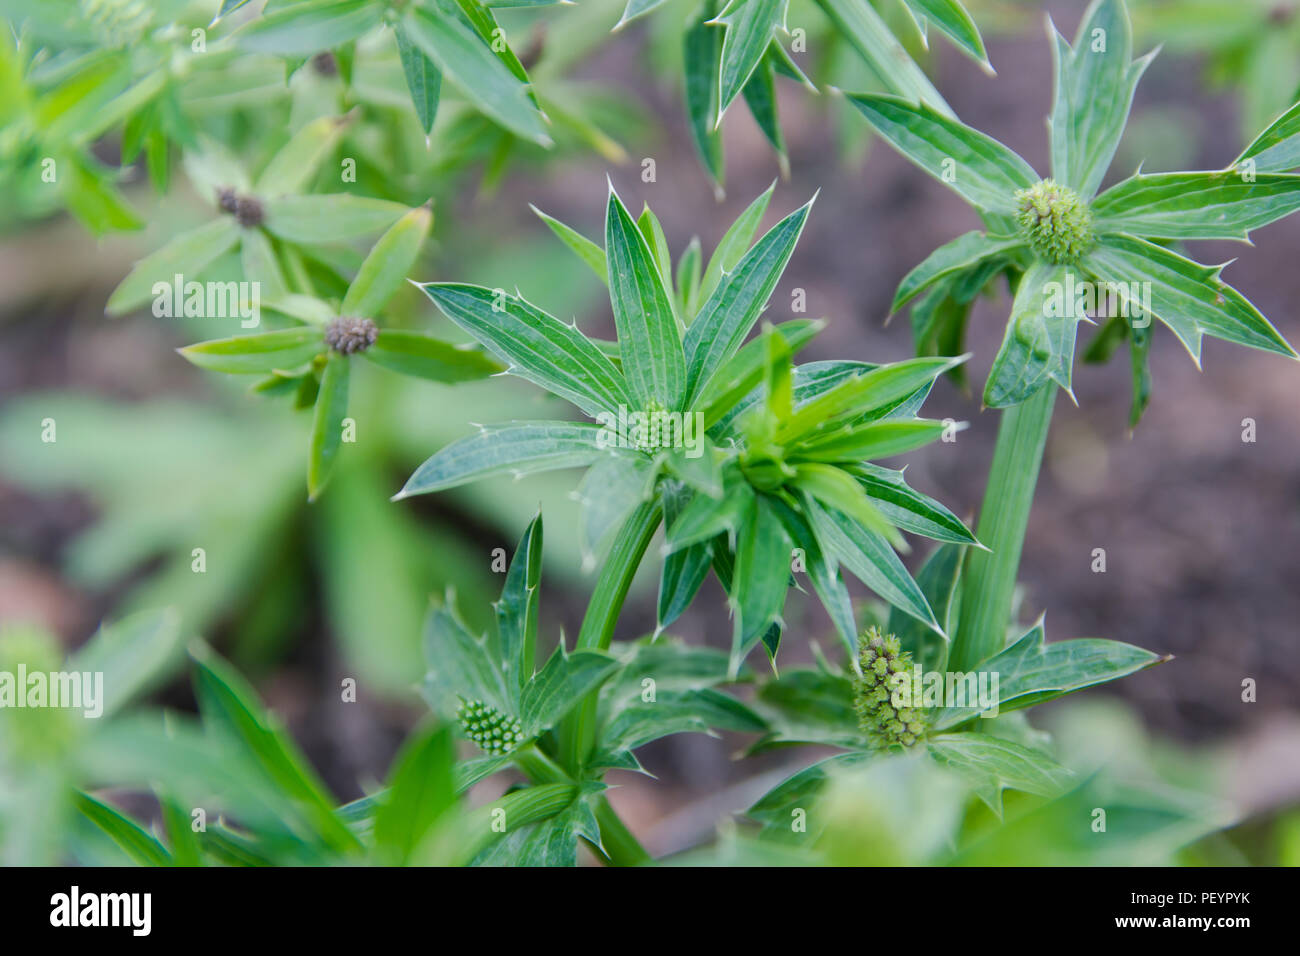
top-left (816, 0), bottom-right (953, 115)
top-left (931, 620), bottom-right (1170, 730)
top-left (851, 463), bottom-right (978, 545)
top-left (191, 646), bottom-right (359, 853)
top-left (362, 331), bottom-right (501, 383)
top-left (394, 22), bottom-right (442, 137)
top-left (255, 114), bottom-right (354, 197)
top-left (342, 202), bottom-right (432, 318)
top-left (713, 0), bottom-right (786, 121)
top-left (1086, 234), bottom-right (1296, 359)
top-left (846, 94), bottom-right (1036, 216)
top-left (701, 182), bottom-right (775, 304)
top-left (240, 226), bottom-right (289, 301)
top-left (402, 4), bottom-right (550, 146)
top-left (417, 283), bottom-right (634, 418)
top-left (605, 188), bottom-right (687, 408)
top-left (237, 0), bottom-right (382, 57)
top-left (397, 421), bottom-right (621, 498)
top-left (179, 328), bottom-right (325, 375)
top-left (657, 484), bottom-right (715, 632)
top-left (1091, 171), bottom-right (1300, 241)
top-left (75, 794), bottom-right (172, 867)
top-left (62, 155), bottom-right (144, 236)
top-left (806, 496), bottom-right (938, 633)
top-left (1236, 100), bottom-right (1300, 174)
top-left (1047, 0), bottom-right (1152, 199)
top-left (263, 195), bottom-right (409, 243)
top-left (893, 231), bottom-right (1024, 312)
top-left (772, 497), bottom-right (858, 658)
top-left (900, 0), bottom-right (991, 70)
top-left (676, 236), bottom-right (704, 318)
top-left (698, 318), bottom-right (823, 427)
top-left (106, 219), bottom-right (240, 316)
top-left (741, 54), bottom-right (788, 177)
top-left (685, 196), bottom-right (812, 404)
top-left (793, 462), bottom-right (901, 547)
top-left (776, 354), bottom-right (964, 442)
top-left (69, 609), bottom-right (185, 720)
top-left (497, 515), bottom-right (544, 692)
top-left (1127, 318), bottom-right (1151, 428)
top-left (308, 352), bottom-right (350, 501)
top-left (729, 494), bottom-right (792, 672)
top-left (793, 419), bottom-right (949, 464)
top-left (616, 0), bottom-right (671, 29)
top-left (531, 206), bottom-right (607, 283)
top-left (372, 724), bottom-right (457, 865)
top-left (684, 3), bottom-right (726, 193)
top-left (637, 205), bottom-right (678, 320)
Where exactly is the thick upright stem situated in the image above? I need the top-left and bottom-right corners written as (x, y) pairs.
top-left (574, 500), bottom-right (663, 652)
top-left (592, 797), bottom-right (651, 866)
top-left (951, 384), bottom-right (1056, 672)
top-left (512, 746), bottom-right (647, 866)
top-left (550, 500), bottom-right (662, 861)
top-left (559, 499), bottom-right (661, 768)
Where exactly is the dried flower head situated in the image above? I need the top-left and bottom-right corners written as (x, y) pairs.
top-left (234, 195), bottom-right (264, 228)
top-left (456, 699), bottom-right (523, 756)
top-left (1014, 179), bottom-right (1095, 265)
top-left (216, 187), bottom-right (238, 215)
top-left (311, 52), bottom-right (338, 77)
top-left (325, 316), bottom-right (379, 355)
top-left (852, 627), bottom-right (926, 750)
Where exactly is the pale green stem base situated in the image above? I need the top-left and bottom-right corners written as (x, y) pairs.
top-left (951, 384), bottom-right (1057, 672)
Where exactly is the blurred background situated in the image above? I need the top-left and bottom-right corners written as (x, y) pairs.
top-left (1, 0), bottom-right (1298, 861)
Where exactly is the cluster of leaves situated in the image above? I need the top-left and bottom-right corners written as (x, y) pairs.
top-left (104, 125), bottom-right (503, 498)
top-left (13, 520), bottom-right (764, 866)
top-left (646, 0), bottom-right (992, 188)
top-left (0, 0), bottom-right (217, 231)
top-left (226, 0), bottom-right (554, 145)
top-left (0, 0), bottom-right (634, 236)
top-left (850, 0), bottom-right (1299, 421)
top-left (15, 545), bottom-right (1211, 868)
top-left (399, 184), bottom-right (978, 673)
top-left (716, 540), bottom-right (1227, 867)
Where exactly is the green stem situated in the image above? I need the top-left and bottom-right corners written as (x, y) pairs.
top-left (558, 498), bottom-right (661, 771)
top-left (512, 748), bottom-right (650, 866)
top-left (592, 796), bottom-right (651, 866)
top-left (950, 384), bottom-right (1056, 672)
top-left (542, 500), bottom-right (662, 863)
top-left (513, 744), bottom-right (569, 785)
top-left (575, 500), bottom-right (663, 652)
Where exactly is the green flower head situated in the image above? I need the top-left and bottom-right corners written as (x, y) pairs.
top-left (457, 699), bottom-right (524, 757)
top-left (852, 627), bottom-right (926, 750)
top-left (1015, 179), bottom-right (1095, 264)
top-left (850, 0), bottom-right (1300, 418)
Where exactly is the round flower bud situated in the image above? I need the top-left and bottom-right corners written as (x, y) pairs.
top-left (456, 699), bottom-right (524, 756)
top-left (325, 316), bottom-right (379, 355)
top-left (1014, 179), bottom-right (1095, 265)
